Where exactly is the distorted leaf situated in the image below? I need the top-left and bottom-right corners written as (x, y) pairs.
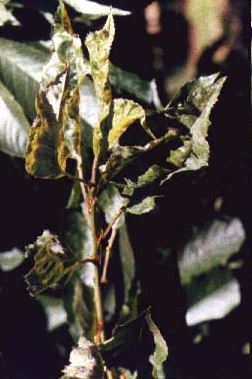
top-left (146, 312), bottom-right (168, 379)
top-left (163, 74), bottom-right (226, 181)
top-left (25, 230), bottom-right (79, 296)
top-left (108, 98), bottom-right (153, 149)
top-left (178, 218), bottom-right (246, 285)
top-left (85, 11), bottom-right (115, 156)
top-left (63, 0), bottom-right (130, 18)
top-left (0, 80), bottom-right (29, 157)
top-left (0, 248), bottom-right (25, 271)
top-left (25, 1), bottom-right (86, 178)
top-left (100, 129), bottom-right (178, 184)
top-left (62, 336), bottom-right (104, 379)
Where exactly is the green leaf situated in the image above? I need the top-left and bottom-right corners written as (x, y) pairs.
top-left (64, 277), bottom-right (97, 343)
top-left (145, 313), bottom-right (168, 379)
top-left (0, 0), bottom-right (20, 26)
top-left (0, 38), bottom-right (47, 120)
top-left (0, 248), bottom-right (25, 272)
top-left (98, 183), bottom-right (127, 228)
top-left (85, 11), bottom-right (115, 157)
top-left (36, 295), bottom-right (67, 331)
top-left (110, 64), bottom-right (161, 107)
top-left (25, 1), bottom-right (86, 178)
top-left (177, 218), bottom-right (244, 325)
top-left (63, 0), bottom-right (131, 18)
top-left (118, 223), bottom-right (136, 306)
top-left (178, 217), bottom-right (245, 285)
top-left (0, 80), bottom-right (29, 157)
top-left (185, 267), bottom-right (241, 326)
top-left (100, 310), bottom-right (147, 352)
top-left (62, 336), bottom-right (104, 379)
top-left (24, 230), bottom-right (79, 296)
top-left (127, 196), bottom-right (158, 215)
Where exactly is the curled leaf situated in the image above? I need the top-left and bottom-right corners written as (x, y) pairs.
top-left (85, 11), bottom-right (115, 156)
top-left (62, 336), bottom-right (104, 379)
top-left (145, 313), bottom-right (168, 379)
top-left (163, 74), bottom-right (226, 181)
top-left (108, 98), bottom-right (152, 149)
top-left (25, 230), bottom-right (79, 296)
top-left (25, 1), bottom-right (86, 178)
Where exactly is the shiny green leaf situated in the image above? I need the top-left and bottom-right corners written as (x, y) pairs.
top-left (178, 218), bottom-right (245, 285)
top-left (0, 38), bottom-right (47, 119)
top-left (185, 268), bottom-right (241, 326)
top-left (110, 64), bottom-right (161, 107)
top-left (0, 80), bottom-right (29, 157)
top-left (63, 0), bottom-right (130, 18)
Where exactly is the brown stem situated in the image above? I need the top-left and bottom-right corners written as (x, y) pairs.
top-left (100, 207), bottom-right (125, 242)
top-left (88, 202), bottom-right (105, 345)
